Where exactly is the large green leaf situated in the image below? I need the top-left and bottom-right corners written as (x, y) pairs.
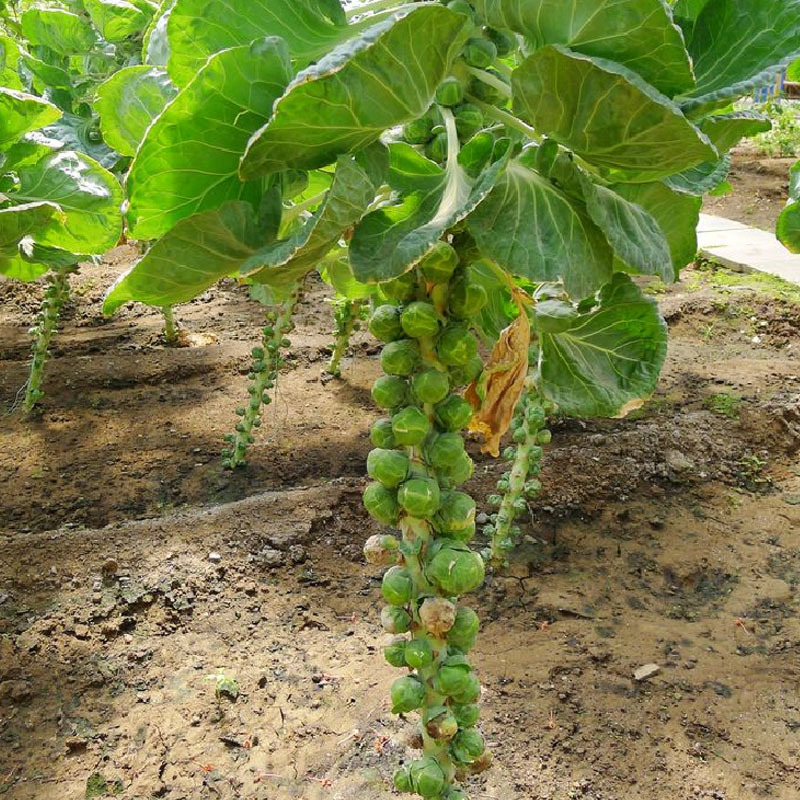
top-left (84, 0), bottom-right (150, 43)
top-left (475, 0), bottom-right (694, 96)
top-left (126, 37), bottom-right (292, 240)
top-left (244, 151), bottom-right (384, 292)
top-left (513, 46), bottom-right (716, 178)
top-left (466, 151), bottom-right (613, 298)
top-left (699, 111), bottom-right (771, 154)
top-left (349, 130), bottom-right (503, 284)
top-left (166, 0), bottom-right (359, 87)
top-left (14, 151), bottom-right (123, 254)
top-left (21, 8), bottom-right (96, 56)
top-left (0, 89), bottom-right (61, 151)
top-left (612, 180), bottom-right (701, 272)
top-left (776, 161), bottom-right (800, 253)
top-left (0, 253), bottom-right (51, 282)
top-left (683, 0), bottom-right (800, 108)
top-left (321, 255), bottom-right (374, 301)
top-left (0, 34), bottom-right (23, 90)
top-left (143, 0), bottom-right (175, 65)
top-left (20, 50), bottom-right (72, 90)
top-left (662, 155), bottom-right (730, 195)
top-left (95, 66), bottom-right (177, 157)
top-left (537, 273), bottom-right (668, 417)
top-left (239, 6), bottom-right (468, 178)
top-left (103, 201), bottom-right (263, 313)
top-left (0, 203), bottom-right (60, 253)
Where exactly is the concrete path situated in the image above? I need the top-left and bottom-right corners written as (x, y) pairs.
top-left (698, 213), bottom-right (800, 284)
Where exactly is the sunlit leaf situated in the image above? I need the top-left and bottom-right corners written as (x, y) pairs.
top-left (127, 37), bottom-right (292, 240)
top-left (0, 89), bottom-right (61, 152)
top-left (240, 6), bottom-right (468, 177)
top-left (21, 7), bottom-right (96, 56)
top-left (84, 0), bottom-right (150, 43)
top-left (0, 203), bottom-right (60, 254)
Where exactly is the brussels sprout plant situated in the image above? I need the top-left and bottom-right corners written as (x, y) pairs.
top-left (4, 0), bottom-right (789, 793)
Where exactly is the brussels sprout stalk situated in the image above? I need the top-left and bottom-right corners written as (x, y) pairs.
top-left (23, 264), bottom-right (75, 414)
top-left (483, 374), bottom-right (551, 567)
top-left (327, 298), bottom-right (365, 378)
top-left (162, 306), bottom-right (179, 346)
top-left (222, 283), bottom-right (302, 469)
top-left (364, 249), bottom-right (489, 799)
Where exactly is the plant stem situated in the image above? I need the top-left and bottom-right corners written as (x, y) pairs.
top-left (162, 306), bottom-right (179, 346)
top-left (222, 283), bottom-right (302, 469)
top-left (23, 265), bottom-right (74, 414)
top-left (485, 376), bottom-right (549, 567)
top-left (327, 298), bottom-right (364, 377)
top-left (465, 95), bottom-right (540, 141)
top-left (464, 66), bottom-right (513, 99)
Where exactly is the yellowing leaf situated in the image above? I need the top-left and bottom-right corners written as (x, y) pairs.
top-left (466, 300), bottom-right (530, 457)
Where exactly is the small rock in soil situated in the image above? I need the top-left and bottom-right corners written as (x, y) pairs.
top-left (260, 547), bottom-right (286, 568)
top-left (289, 544), bottom-right (307, 564)
top-left (65, 736), bottom-right (88, 754)
top-left (633, 663), bottom-right (661, 682)
top-left (208, 551), bottom-right (222, 563)
top-left (0, 679), bottom-right (32, 702)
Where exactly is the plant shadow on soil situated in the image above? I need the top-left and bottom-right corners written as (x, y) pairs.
top-left (2, 240), bottom-right (800, 800)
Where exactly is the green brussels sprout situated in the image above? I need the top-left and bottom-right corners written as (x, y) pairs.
top-left (435, 395), bottom-right (474, 431)
top-left (363, 534), bottom-right (399, 566)
top-left (412, 369), bottom-right (450, 405)
top-left (447, 606), bottom-right (479, 650)
top-left (427, 543), bottom-right (484, 595)
top-left (463, 37), bottom-right (497, 69)
top-left (449, 521), bottom-right (476, 543)
top-left (437, 325), bottom-right (478, 367)
top-left (382, 272), bottom-right (418, 303)
top-left (448, 355), bottom-right (483, 387)
top-left (439, 450), bottom-right (474, 487)
top-left (468, 69), bottom-right (507, 104)
top-left (394, 767), bottom-right (413, 793)
top-left (449, 276), bottom-right (488, 318)
top-left (403, 114), bottom-right (435, 144)
top-left (384, 637), bottom-right (408, 668)
top-left (424, 705), bottom-right (459, 740)
top-left (426, 432), bottom-right (466, 471)
top-left (382, 565), bottom-right (414, 606)
top-left (409, 757), bottom-right (447, 798)
top-left (392, 405), bottom-right (432, 446)
top-left (451, 671), bottom-right (481, 704)
top-left (420, 241), bottom-right (459, 284)
top-left (454, 103), bottom-right (484, 140)
top-left (432, 655), bottom-right (472, 697)
top-left (398, 477), bottom-right (441, 518)
top-left (401, 301), bottom-right (440, 339)
top-left (525, 478), bottom-right (542, 497)
top-left (451, 727), bottom-right (485, 763)
top-left (436, 76), bottom-right (465, 107)
top-left (381, 339), bottom-right (421, 376)
top-left (371, 375), bottom-right (408, 409)
top-left (452, 702), bottom-right (480, 728)
top-left (425, 132), bottom-right (448, 163)
top-left (390, 674), bottom-right (426, 713)
top-left (367, 448), bottom-right (410, 489)
top-left (369, 305), bottom-right (404, 342)
top-left (446, 0), bottom-right (474, 18)
top-left (485, 26), bottom-right (514, 56)
top-left (363, 481), bottom-right (400, 525)
top-left (404, 638), bottom-right (434, 669)
top-left (419, 596), bottom-right (457, 636)
top-left (538, 429), bottom-right (552, 444)
top-left (381, 605), bottom-right (412, 633)
top-left (434, 491), bottom-right (476, 534)
top-left (370, 417), bottom-right (397, 448)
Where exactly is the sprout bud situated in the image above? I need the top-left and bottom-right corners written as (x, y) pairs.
top-left (538, 429), bottom-right (552, 444)
top-left (404, 638), bottom-right (434, 669)
top-left (424, 705), bottom-right (459, 740)
top-left (408, 757), bottom-right (447, 798)
top-left (381, 605), bottom-right (412, 634)
top-left (393, 767), bottom-right (413, 793)
top-left (381, 339), bottom-right (421, 376)
top-left (382, 565), bottom-right (414, 606)
top-left (384, 637), bottom-right (408, 668)
top-left (363, 534), bottom-right (399, 566)
top-left (450, 727), bottom-right (485, 764)
top-left (419, 596), bottom-right (457, 636)
top-left (447, 606), bottom-right (480, 651)
top-left (369, 305), bottom-right (404, 343)
top-left (390, 675), bottom-right (426, 713)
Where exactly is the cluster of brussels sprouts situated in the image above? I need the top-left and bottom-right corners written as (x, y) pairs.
top-left (327, 297), bottom-right (366, 378)
top-left (24, 265), bottom-right (75, 414)
top-left (483, 370), bottom-right (553, 565)
top-left (363, 241), bottom-right (493, 799)
top-left (221, 284), bottom-right (302, 469)
top-left (401, 1), bottom-right (513, 166)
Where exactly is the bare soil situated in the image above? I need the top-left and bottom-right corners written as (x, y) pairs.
top-left (703, 153), bottom-right (794, 233)
top-left (1, 253), bottom-right (800, 800)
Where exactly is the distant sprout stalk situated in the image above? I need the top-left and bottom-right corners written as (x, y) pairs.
top-left (484, 375), bottom-right (551, 567)
top-left (327, 298), bottom-right (365, 377)
top-left (24, 264), bottom-right (75, 414)
top-left (162, 306), bottom-right (179, 346)
top-left (221, 282), bottom-right (302, 469)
